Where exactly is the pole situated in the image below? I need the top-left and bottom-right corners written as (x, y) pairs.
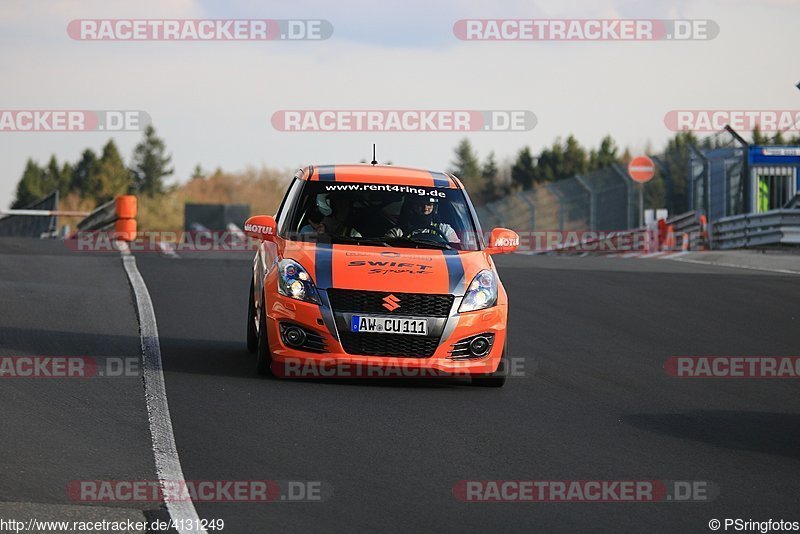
top-left (0, 209), bottom-right (91, 217)
top-left (639, 182), bottom-right (644, 228)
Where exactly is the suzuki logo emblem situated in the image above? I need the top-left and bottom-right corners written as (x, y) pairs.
top-left (382, 294), bottom-right (401, 311)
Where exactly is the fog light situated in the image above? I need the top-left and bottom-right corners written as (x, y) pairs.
top-left (468, 336), bottom-right (492, 357)
top-left (283, 326), bottom-right (306, 347)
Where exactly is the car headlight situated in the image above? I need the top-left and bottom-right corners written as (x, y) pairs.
top-left (277, 259), bottom-right (321, 304)
top-left (458, 269), bottom-right (498, 312)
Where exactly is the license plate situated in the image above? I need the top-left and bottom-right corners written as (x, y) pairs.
top-left (351, 315), bottom-right (428, 336)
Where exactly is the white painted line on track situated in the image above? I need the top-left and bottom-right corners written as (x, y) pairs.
top-left (666, 256), bottom-right (800, 275)
top-left (156, 241), bottom-right (180, 259)
top-left (637, 252), bottom-right (668, 259)
top-left (121, 254), bottom-right (206, 534)
top-left (116, 240), bottom-right (131, 256)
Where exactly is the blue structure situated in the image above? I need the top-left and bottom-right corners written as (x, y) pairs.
top-left (690, 145), bottom-right (800, 219)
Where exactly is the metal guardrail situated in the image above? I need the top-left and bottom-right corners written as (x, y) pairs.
top-left (664, 210), bottom-right (708, 250)
top-left (74, 196), bottom-right (137, 242)
top-left (712, 209), bottom-right (800, 249)
top-left (666, 210), bottom-right (697, 233)
top-left (77, 198), bottom-right (117, 232)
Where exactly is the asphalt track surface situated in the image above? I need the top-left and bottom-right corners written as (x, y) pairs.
top-left (2, 238), bottom-right (800, 533)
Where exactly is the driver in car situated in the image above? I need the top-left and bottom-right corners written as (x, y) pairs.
top-left (300, 194), bottom-right (362, 238)
top-left (384, 196), bottom-right (460, 244)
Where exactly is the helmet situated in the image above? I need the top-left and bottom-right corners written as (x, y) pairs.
top-left (316, 194), bottom-right (333, 216)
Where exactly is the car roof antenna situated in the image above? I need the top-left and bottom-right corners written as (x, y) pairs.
top-left (370, 144), bottom-right (378, 166)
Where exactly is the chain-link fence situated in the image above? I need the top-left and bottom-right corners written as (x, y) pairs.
top-left (0, 190), bottom-right (59, 238)
top-left (475, 163), bottom-right (639, 232)
top-left (184, 203), bottom-right (250, 231)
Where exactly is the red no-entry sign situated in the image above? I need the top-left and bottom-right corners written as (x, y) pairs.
top-left (628, 156), bottom-right (655, 183)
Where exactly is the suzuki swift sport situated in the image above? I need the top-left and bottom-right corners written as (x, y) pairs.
top-left (244, 164), bottom-right (519, 387)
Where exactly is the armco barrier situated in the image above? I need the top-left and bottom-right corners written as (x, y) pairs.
top-left (76, 195), bottom-right (137, 241)
top-left (660, 210), bottom-right (707, 251)
top-left (712, 209), bottom-right (800, 249)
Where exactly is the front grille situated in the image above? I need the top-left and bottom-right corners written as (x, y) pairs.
top-left (328, 289), bottom-right (454, 317)
top-left (339, 332), bottom-right (439, 357)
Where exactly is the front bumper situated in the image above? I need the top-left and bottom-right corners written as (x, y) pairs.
top-left (265, 291), bottom-right (507, 378)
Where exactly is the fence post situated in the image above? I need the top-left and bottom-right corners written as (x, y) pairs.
top-left (574, 175), bottom-right (594, 231)
top-left (651, 156), bottom-right (672, 214)
top-left (517, 191), bottom-right (536, 231)
top-left (545, 184), bottom-right (565, 232)
top-left (611, 163), bottom-right (635, 229)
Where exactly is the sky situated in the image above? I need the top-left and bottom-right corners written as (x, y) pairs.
top-left (1, 0), bottom-right (799, 208)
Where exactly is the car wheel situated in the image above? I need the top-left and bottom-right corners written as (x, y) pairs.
top-left (246, 278), bottom-right (258, 353)
top-left (471, 345), bottom-right (507, 388)
top-left (255, 289), bottom-right (273, 376)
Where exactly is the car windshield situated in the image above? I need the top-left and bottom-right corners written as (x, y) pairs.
top-left (285, 181), bottom-right (480, 251)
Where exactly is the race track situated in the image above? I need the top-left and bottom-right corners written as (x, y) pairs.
top-left (2, 238), bottom-right (799, 533)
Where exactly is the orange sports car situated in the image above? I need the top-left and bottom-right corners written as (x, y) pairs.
top-left (243, 164), bottom-right (519, 386)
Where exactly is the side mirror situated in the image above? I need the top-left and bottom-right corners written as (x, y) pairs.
top-left (486, 228), bottom-right (520, 254)
top-left (244, 215), bottom-right (277, 241)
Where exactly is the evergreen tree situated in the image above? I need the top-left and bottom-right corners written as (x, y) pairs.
top-left (71, 149), bottom-right (99, 195)
top-left (449, 138), bottom-right (481, 192)
top-left (42, 155), bottom-right (63, 196)
top-left (561, 135), bottom-right (588, 178)
top-left (11, 159), bottom-right (44, 208)
top-left (752, 126), bottom-right (769, 145)
top-left (661, 131), bottom-right (699, 214)
top-left (191, 164), bottom-right (205, 180)
top-left (480, 151), bottom-right (500, 202)
top-left (589, 135), bottom-right (619, 171)
top-left (511, 147), bottom-right (536, 190)
top-left (132, 125), bottom-right (173, 196)
top-left (533, 140), bottom-right (564, 183)
top-left (93, 140), bottom-right (133, 203)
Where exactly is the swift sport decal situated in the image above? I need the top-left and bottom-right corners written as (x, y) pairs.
top-left (327, 247), bottom-right (451, 293)
top-left (346, 259), bottom-right (434, 275)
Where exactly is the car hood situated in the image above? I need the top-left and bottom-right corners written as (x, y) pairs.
top-left (281, 242), bottom-right (492, 296)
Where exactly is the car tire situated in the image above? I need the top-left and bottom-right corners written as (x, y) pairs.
top-left (471, 345), bottom-right (507, 388)
top-left (255, 288), bottom-right (273, 376)
top-left (246, 278), bottom-right (258, 354)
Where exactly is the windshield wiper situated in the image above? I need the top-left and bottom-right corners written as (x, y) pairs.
top-left (329, 235), bottom-right (390, 247)
top-left (384, 235), bottom-right (453, 250)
